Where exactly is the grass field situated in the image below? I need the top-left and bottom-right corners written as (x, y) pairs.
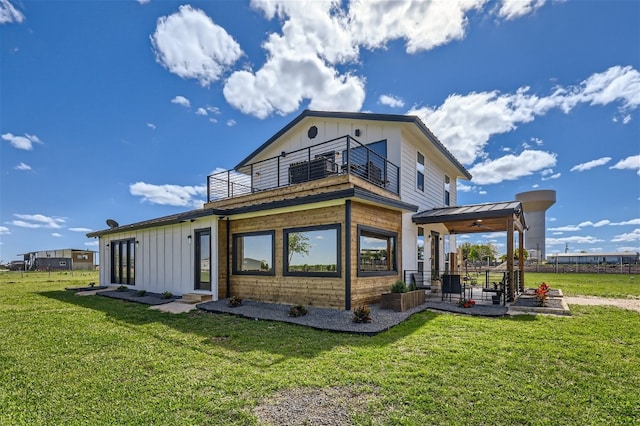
top-left (524, 272), bottom-right (640, 298)
top-left (1, 271), bottom-right (639, 425)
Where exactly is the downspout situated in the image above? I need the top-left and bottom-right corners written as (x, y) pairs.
top-left (226, 218), bottom-right (231, 298)
top-left (345, 200), bottom-right (352, 311)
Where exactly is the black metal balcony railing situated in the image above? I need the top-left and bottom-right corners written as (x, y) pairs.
top-left (207, 135), bottom-right (400, 202)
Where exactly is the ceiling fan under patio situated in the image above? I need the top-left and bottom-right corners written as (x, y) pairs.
top-left (470, 219), bottom-right (496, 231)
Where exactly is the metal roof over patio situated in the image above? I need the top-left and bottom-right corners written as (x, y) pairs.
top-left (412, 201), bottom-right (527, 302)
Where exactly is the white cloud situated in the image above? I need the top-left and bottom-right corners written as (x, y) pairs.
top-left (409, 66), bottom-right (639, 169)
top-left (137, 0), bottom-right (150, 4)
top-left (611, 229), bottom-right (640, 243)
top-left (578, 220), bottom-right (611, 228)
top-left (1, 133), bottom-right (43, 150)
top-left (0, 0), bottom-right (24, 24)
top-left (147, 123), bottom-right (156, 130)
top-left (497, 0), bottom-right (546, 20)
top-left (52, 233), bottom-right (62, 237)
top-left (468, 150), bottom-right (556, 185)
top-left (206, 106), bottom-right (220, 114)
top-left (546, 235), bottom-right (604, 245)
top-left (195, 107), bottom-right (208, 116)
top-left (0, 226), bottom-right (10, 235)
top-left (226, 120), bottom-right (236, 127)
top-left (223, 53), bottom-right (365, 119)
top-left (85, 241), bottom-right (99, 247)
top-left (69, 227), bottom-right (93, 232)
top-left (151, 5), bottom-right (243, 87)
top-left (610, 155), bottom-right (640, 175)
top-left (379, 94), bottom-right (404, 108)
top-left (409, 88), bottom-right (557, 165)
top-left (541, 171), bottom-right (561, 181)
top-left (570, 65), bottom-right (640, 112)
top-left (549, 218), bottom-right (640, 233)
top-left (457, 183), bottom-right (475, 192)
top-left (170, 96), bottom-right (190, 108)
top-left (14, 162), bottom-right (31, 171)
top-left (129, 182), bottom-right (207, 208)
top-left (611, 219), bottom-right (640, 226)
top-left (11, 214), bottom-right (65, 229)
top-left (348, 0), bottom-right (486, 53)
top-left (570, 157), bottom-right (612, 172)
top-left (548, 225), bottom-right (581, 232)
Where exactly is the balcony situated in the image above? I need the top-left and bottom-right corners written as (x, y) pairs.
top-left (207, 135), bottom-right (400, 202)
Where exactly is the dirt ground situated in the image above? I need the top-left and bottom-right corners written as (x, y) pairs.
top-left (565, 296), bottom-right (640, 313)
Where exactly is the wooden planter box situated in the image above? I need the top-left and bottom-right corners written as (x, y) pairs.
top-left (380, 290), bottom-right (426, 312)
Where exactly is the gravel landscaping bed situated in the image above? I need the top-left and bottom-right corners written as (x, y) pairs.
top-left (197, 297), bottom-right (509, 335)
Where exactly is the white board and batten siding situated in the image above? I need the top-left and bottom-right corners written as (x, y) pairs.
top-left (99, 217), bottom-right (218, 297)
top-left (398, 130), bottom-right (460, 273)
top-left (254, 118), bottom-right (403, 164)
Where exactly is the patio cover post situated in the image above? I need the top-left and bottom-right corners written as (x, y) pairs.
top-left (518, 228), bottom-right (525, 292)
top-left (507, 215), bottom-right (515, 302)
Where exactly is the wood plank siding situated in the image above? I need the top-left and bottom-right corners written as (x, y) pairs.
top-left (218, 201), bottom-right (403, 309)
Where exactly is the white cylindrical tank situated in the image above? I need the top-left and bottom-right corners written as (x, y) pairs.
top-left (515, 190), bottom-right (556, 261)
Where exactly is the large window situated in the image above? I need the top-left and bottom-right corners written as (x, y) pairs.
top-left (110, 238), bottom-right (135, 285)
top-left (284, 224), bottom-right (341, 277)
top-left (358, 225), bottom-right (397, 276)
top-left (417, 152), bottom-right (425, 191)
top-left (232, 231), bottom-right (275, 275)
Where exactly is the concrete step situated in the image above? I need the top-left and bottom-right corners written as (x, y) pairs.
top-left (178, 293), bottom-right (213, 304)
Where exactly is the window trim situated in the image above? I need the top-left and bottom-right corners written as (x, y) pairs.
top-left (444, 175), bottom-right (451, 206)
top-left (417, 151), bottom-right (425, 192)
top-left (194, 227), bottom-right (212, 291)
top-left (232, 230), bottom-right (276, 276)
top-left (357, 225), bottom-right (398, 277)
top-left (283, 224), bottom-right (342, 277)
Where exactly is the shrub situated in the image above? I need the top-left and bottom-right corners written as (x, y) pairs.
top-left (390, 280), bottom-right (408, 293)
top-left (288, 305), bottom-right (308, 317)
top-left (161, 291), bottom-right (173, 299)
top-left (535, 282), bottom-right (550, 306)
top-left (116, 285), bottom-right (129, 292)
top-left (352, 305), bottom-right (372, 323)
top-left (136, 290), bottom-right (147, 297)
top-left (228, 296), bottom-right (243, 307)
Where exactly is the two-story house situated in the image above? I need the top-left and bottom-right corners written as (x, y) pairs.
top-left (87, 110), bottom-right (526, 309)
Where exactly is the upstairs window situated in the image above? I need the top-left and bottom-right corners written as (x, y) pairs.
top-left (417, 152), bottom-right (425, 191)
top-left (444, 175), bottom-right (451, 206)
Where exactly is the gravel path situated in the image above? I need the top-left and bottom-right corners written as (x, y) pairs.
top-left (565, 295), bottom-right (640, 312)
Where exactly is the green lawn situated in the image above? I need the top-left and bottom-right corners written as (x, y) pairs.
top-left (1, 271), bottom-right (639, 425)
top-left (525, 272), bottom-right (640, 298)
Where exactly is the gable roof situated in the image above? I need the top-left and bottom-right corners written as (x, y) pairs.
top-left (235, 110), bottom-right (472, 180)
top-left (412, 201), bottom-right (526, 234)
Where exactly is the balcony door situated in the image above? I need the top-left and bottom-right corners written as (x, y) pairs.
top-left (194, 229), bottom-right (211, 291)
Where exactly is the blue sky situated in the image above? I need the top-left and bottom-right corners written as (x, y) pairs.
top-left (1, 0), bottom-right (638, 263)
